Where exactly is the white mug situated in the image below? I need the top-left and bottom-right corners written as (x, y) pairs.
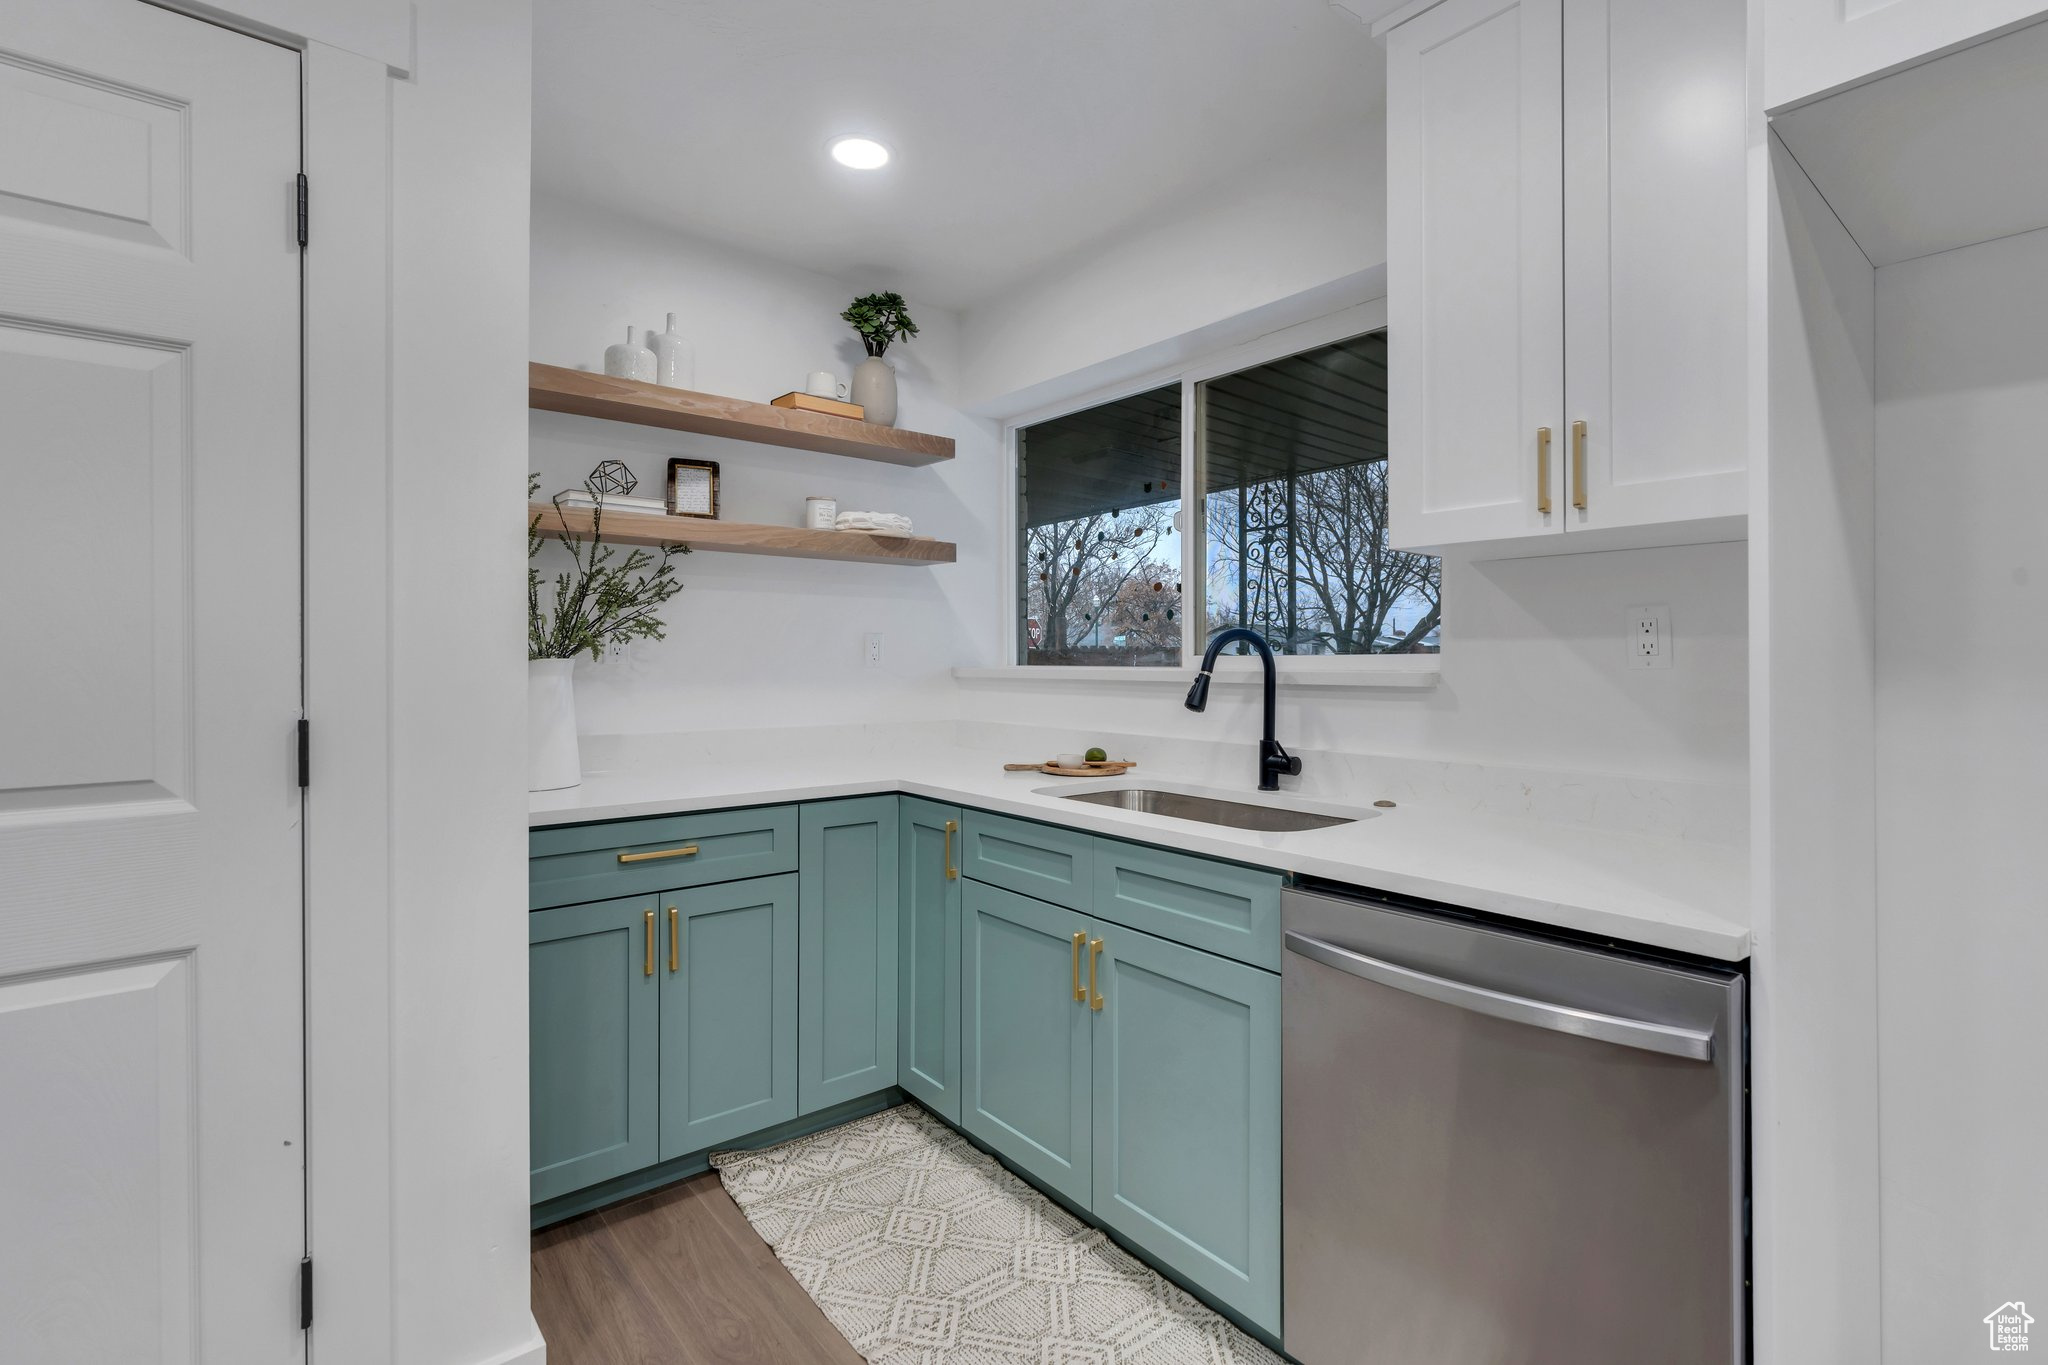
top-left (806, 370), bottom-right (849, 400)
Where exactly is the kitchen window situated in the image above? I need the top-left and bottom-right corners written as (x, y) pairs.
top-left (1013, 325), bottom-right (1439, 668)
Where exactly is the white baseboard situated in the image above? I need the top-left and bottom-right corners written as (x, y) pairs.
top-left (466, 1321), bottom-right (545, 1365)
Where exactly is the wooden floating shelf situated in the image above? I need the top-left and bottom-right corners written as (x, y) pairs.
top-left (531, 502), bottom-right (956, 566)
top-left (528, 362), bottom-right (954, 467)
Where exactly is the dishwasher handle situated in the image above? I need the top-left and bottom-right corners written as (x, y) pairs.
top-left (1283, 930), bottom-right (1714, 1062)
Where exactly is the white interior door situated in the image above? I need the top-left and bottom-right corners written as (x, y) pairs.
top-left (1563, 0), bottom-right (1749, 533)
top-left (1386, 0), bottom-right (1565, 552)
top-left (0, 5), bottom-right (304, 1363)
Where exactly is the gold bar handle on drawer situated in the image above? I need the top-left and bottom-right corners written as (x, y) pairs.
top-left (944, 820), bottom-right (959, 880)
top-left (668, 905), bottom-right (679, 973)
top-left (644, 910), bottom-right (655, 977)
top-left (1088, 938), bottom-right (1105, 1011)
top-left (1571, 420), bottom-right (1588, 510)
top-left (1071, 931), bottom-right (1087, 1002)
top-left (1536, 426), bottom-right (1552, 514)
top-left (619, 844), bottom-right (699, 864)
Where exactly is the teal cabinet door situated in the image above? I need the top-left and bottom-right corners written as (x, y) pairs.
top-left (659, 873), bottom-right (799, 1159)
top-left (959, 810), bottom-right (1095, 910)
top-left (897, 796), bottom-right (962, 1122)
top-left (1090, 924), bottom-right (1281, 1336)
top-left (529, 894), bottom-right (660, 1203)
top-left (961, 880), bottom-right (1093, 1206)
top-left (798, 797), bottom-right (899, 1115)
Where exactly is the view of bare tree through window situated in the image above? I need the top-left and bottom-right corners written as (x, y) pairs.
top-left (1202, 331), bottom-right (1439, 654)
top-left (1016, 333), bottom-right (1438, 665)
top-left (1019, 384), bottom-right (1183, 665)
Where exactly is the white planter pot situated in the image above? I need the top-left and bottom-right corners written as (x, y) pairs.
top-left (528, 658), bottom-right (582, 791)
top-left (851, 355), bottom-right (897, 426)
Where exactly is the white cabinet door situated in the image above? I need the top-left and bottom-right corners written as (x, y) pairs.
top-left (1387, 0), bottom-right (1566, 551)
top-left (1563, 0), bottom-right (1748, 531)
top-left (1765, 0), bottom-right (2048, 111)
top-left (0, 5), bottom-right (303, 1364)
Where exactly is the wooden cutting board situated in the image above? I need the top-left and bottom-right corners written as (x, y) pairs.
top-left (1004, 759), bottom-right (1138, 777)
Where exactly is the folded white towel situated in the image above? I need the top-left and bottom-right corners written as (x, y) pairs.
top-left (835, 510), bottom-right (913, 534)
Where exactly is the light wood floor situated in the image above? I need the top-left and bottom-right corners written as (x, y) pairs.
top-left (531, 1173), bottom-right (865, 1365)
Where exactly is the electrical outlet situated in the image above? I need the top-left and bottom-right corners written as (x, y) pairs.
top-left (605, 638), bottom-right (631, 664)
top-left (1628, 606), bottom-right (1670, 669)
top-left (863, 632), bottom-right (884, 668)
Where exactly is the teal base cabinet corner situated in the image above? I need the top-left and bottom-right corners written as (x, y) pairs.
top-left (530, 795), bottom-right (1283, 1338)
top-left (1090, 925), bottom-right (1281, 1334)
top-left (961, 879), bottom-right (1094, 1207)
top-left (659, 872), bottom-right (800, 1159)
top-left (798, 797), bottom-right (899, 1116)
top-left (897, 797), bottom-right (963, 1123)
top-left (529, 894), bottom-right (660, 1204)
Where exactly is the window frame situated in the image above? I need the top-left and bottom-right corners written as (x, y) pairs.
top-left (992, 296), bottom-right (1439, 687)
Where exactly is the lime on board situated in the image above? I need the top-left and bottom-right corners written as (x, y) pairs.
top-left (1085, 747), bottom-right (1108, 763)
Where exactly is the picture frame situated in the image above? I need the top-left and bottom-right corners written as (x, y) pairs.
top-left (665, 458), bottom-right (720, 519)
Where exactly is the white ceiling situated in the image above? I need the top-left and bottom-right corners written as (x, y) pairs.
top-left (532, 0), bottom-right (1385, 311)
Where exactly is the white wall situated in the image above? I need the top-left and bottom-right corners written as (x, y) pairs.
top-left (955, 123), bottom-right (1388, 414)
top-left (1874, 224), bottom-right (2048, 1361)
top-left (960, 542), bottom-right (1748, 790)
top-left (529, 192), bottom-right (1006, 736)
top-left (389, 3), bottom-right (537, 1364)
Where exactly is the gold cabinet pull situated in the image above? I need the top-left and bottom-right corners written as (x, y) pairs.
top-left (619, 844), bottom-right (699, 864)
top-left (643, 909), bottom-right (655, 976)
top-left (1088, 938), bottom-right (1104, 1012)
top-left (943, 820), bottom-right (959, 880)
top-left (668, 905), bottom-right (679, 973)
top-left (1071, 931), bottom-right (1087, 1002)
top-left (1571, 420), bottom-right (1588, 510)
top-left (1536, 426), bottom-right (1552, 514)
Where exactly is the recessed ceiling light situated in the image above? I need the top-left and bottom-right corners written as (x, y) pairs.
top-left (829, 136), bottom-right (891, 170)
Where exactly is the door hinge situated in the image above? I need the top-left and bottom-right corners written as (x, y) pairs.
top-left (297, 717), bottom-right (310, 788)
top-left (298, 1256), bottom-right (313, 1330)
top-left (296, 173), bottom-right (308, 249)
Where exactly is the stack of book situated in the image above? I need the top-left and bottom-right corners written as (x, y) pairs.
top-left (553, 489), bottom-right (668, 517)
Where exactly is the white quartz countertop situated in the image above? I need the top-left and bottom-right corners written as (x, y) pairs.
top-left (531, 736), bottom-right (1750, 962)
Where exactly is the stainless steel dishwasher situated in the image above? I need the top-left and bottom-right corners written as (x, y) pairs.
top-left (1282, 884), bottom-right (1745, 1365)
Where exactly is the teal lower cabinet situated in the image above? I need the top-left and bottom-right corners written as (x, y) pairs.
top-left (529, 894), bottom-right (660, 1204)
top-left (961, 879), bottom-right (1094, 1207)
top-left (1090, 924), bottom-right (1281, 1335)
top-left (531, 801), bottom-right (1282, 1338)
top-left (798, 797), bottom-right (899, 1115)
top-left (897, 796), bottom-right (963, 1122)
top-left (659, 872), bottom-right (800, 1159)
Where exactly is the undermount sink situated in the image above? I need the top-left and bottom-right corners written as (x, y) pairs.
top-left (1052, 785), bottom-right (1370, 833)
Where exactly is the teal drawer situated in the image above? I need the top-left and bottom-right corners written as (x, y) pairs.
top-left (528, 806), bottom-right (799, 910)
top-left (1092, 840), bottom-right (1282, 970)
top-left (960, 810), bottom-right (1095, 911)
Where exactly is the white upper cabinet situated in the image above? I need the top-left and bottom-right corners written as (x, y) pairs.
top-left (1766, 0), bottom-right (2048, 112)
top-left (1384, 0), bottom-right (1748, 553)
top-left (1385, 0), bottom-right (1565, 549)
top-left (1563, 0), bottom-right (1748, 533)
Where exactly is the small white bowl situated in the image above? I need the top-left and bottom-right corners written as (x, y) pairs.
top-left (1054, 753), bottom-right (1086, 769)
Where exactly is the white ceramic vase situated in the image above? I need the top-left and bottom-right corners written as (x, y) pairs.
top-left (652, 311), bottom-right (694, 388)
top-left (528, 658), bottom-right (582, 791)
top-left (851, 355), bottom-right (897, 425)
top-left (603, 326), bottom-right (656, 383)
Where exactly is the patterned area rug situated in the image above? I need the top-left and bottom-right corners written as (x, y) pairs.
top-left (711, 1104), bottom-right (1281, 1364)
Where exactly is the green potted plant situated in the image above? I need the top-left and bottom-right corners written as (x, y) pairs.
top-left (841, 291), bottom-right (918, 426)
top-left (527, 475), bottom-right (689, 790)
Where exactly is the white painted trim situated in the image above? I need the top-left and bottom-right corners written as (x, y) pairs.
top-left (1000, 299), bottom-right (1405, 672)
top-left (302, 38), bottom-right (395, 1365)
top-left (465, 1327), bottom-right (547, 1365)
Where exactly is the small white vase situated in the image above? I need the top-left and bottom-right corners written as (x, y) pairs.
top-left (603, 326), bottom-right (656, 383)
top-left (528, 658), bottom-right (582, 792)
top-left (652, 311), bottom-right (694, 388)
top-left (851, 355), bottom-right (897, 425)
